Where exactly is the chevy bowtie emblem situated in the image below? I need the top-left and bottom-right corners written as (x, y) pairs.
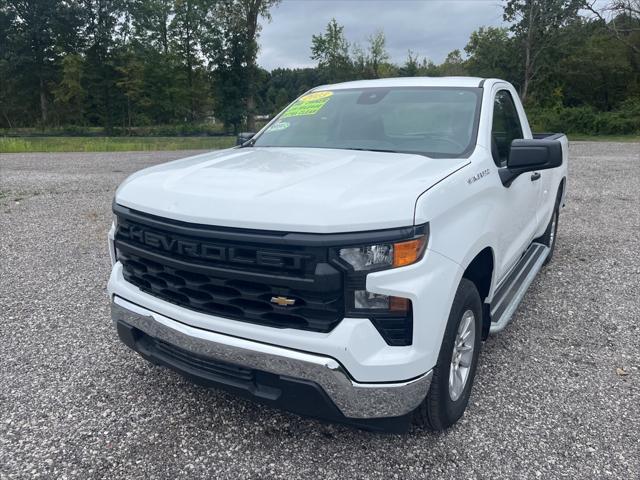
top-left (270, 296), bottom-right (296, 306)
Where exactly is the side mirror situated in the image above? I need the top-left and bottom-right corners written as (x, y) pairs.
top-left (236, 132), bottom-right (256, 146)
top-left (508, 139), bottom-right (563, 169)
top-left (500, 139), bottom-right (563, 186)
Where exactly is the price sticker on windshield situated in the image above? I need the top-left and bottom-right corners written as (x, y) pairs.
top-left (282, 91), bottom-right (333, 118)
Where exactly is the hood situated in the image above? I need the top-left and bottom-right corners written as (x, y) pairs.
top-left (115, 147), bottom-right (470, 233)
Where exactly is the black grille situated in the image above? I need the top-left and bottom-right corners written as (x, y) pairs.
top-left (115, 208), bottom-right (344, 333)
top-left (119, 250), bottom-right (343, 331)
top-left (114, 204), bottom-right (416, 346)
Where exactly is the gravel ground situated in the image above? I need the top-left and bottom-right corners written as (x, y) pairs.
top-left (1, 142), bottom-right (639, 479)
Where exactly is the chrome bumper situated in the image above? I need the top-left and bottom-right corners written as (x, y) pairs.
top-left (111, 297), bottom-right (432, 419)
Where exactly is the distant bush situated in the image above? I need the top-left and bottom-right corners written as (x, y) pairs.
top-left (110, 124), bottom-right (229, 137)
top-left (0, 124), bottom-right (230, 138)
top-left (528, 99), bottom-right (640, 135)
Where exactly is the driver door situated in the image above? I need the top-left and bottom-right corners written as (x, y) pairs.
top-left (491, 89), bottom-right (541, 280)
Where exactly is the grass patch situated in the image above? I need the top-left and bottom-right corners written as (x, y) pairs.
top-left (3, 134), bottom-right (635, 153)
top-left (567, 134), bottom-right (640, 142)
top-left (0, 136), bottom-right (236, 153)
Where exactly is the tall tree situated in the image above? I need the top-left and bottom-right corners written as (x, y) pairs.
top-left (53, 54), bottom-right (86, 124)
top-left (584, 0), bottom-right (640, 53)
top-left (353, 30), bottom-right (390, 78)
top-left (83, 0), bottom-right (125, 130)
top-left (465, 27), bottom-right (518, 83)
top-left (398, 50), bottom-right (420, 77)
top-left (4, 0), bottom-right (83, 124)
top-left (239, 0), bottom-right (280, 130)
top-left (504, 0), bottom-right (583, 102)
top-left (202, 0), bottom-right (279, 130)
top-left (311, 18), bottom-right (353, 83)
top-left (366, 30), bottom-right (389, 78)
top-left (204, 2), bottom-right (248, 132)
top-left (170, 0), bottom-right (207, 122)
top-left (439, 49), bottom-right (467, 76)
top-left (0, 3), bottom-right (17, 127)
top-left (129, 0), bottom-right (173, 54)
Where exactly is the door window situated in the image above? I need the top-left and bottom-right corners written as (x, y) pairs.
top-left (491, 90), bottom-right (523, 166)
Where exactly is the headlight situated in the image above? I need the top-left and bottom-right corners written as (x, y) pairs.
top-left (334, 225), bottom-right (428, 346)
top-left (338, 236), bottom-right (427, 271)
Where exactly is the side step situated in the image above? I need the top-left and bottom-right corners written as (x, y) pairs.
top-left (489, 242), bottom-right (549, 333)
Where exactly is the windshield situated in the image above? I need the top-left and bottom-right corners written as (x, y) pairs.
top-left (252, 87), bottom-right (481, 158)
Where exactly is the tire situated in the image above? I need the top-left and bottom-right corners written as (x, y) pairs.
top-left (413, 278), bottom-right (482, 430)
top-left (538, 194), bottom-right (561, 266)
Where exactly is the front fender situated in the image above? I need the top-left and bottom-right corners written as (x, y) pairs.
top-left (415, 156), bottom-right (501, 300)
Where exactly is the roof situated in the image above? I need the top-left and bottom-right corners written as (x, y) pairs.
top-left (315, 76), bottom-right (486, 91)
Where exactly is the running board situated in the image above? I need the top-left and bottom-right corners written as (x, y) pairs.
top-left (489, 243), bottom-right (549, 333)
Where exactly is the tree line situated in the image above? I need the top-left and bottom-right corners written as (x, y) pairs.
top-left (1, 0), bottom-right (638, 135)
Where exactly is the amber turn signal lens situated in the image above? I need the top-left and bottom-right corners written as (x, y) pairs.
top-left (389, 296), bottom-right (410, 312)
top-left (393, 237), bottom-right (426, 267)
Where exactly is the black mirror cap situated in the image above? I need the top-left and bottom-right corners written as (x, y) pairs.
top-left (236, 132), bottom-right (256, 146)
top-left (500, 138), bottom-right (564, 187)
top-left (508, 138), bottom-right (563, 169)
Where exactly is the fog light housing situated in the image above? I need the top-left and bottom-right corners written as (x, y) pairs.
top-left (354, 290), bottom-right (411, 311)
top-left (354, 290), bottom-right (388, 309)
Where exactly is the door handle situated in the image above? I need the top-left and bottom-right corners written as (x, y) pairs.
top-left (531, 172), bottom-right (541, 181)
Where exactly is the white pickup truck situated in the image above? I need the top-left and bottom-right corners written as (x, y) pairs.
top-left (108, 77), bottom-right (567, 432)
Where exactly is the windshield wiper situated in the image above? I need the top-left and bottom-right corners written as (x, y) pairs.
top-left (340, 147), bottom-right (400, 154)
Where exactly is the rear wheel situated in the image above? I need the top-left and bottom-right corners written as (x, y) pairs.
top-left (414, 278), bottom-right (482, 430)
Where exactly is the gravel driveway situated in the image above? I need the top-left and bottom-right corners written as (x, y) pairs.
top-left (1, 142), bottom-right (639, 479)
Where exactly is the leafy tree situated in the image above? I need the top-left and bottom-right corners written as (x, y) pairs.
top-left (202, 0), bottom-right (279, 130)
top-left (585, 0), bottom-right (640, 53)
top-left (557, 20), bottom-right (635, 109)
top-left (503, 0), bottom-right (583, 103)
top-left (0, 3), bottom-right (18, 127)
top-left (465, 27), bottom-right (518, 83)
top-left (129, 0), bottom-right (173, 54)
top-left (353, 30), bottom-right (391, 78)
top-left (311, 18), bottom-right (353, 82)
top-left (205, 3), bottom-right (248, 132)
top-left (82, 0), bottom-right (126, 130)
top-left (398, 50), bottom-right (420, 77)
top-left (439, 49), bottom-right (467, 76)
top-left (367, 30), bottom-right (390, 78)
top-left (116, 50), bottom-right (146, 127)
top-left (238, 0), bottom-right (281, 130)
top-left (170, 0), bottom-right (208, 122)
top-left (53, 54), bottom-right (86, 124)
top-left (4, 0), bottom-right (83, 124)
top-left (0, 0), bottom-right (638, 135)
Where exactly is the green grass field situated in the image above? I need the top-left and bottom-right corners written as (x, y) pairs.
top-left (0, 136), bottom-right (236, 153)
top-left (0, 134), bottom-right (637, 153)
top-left (566, 134), bottom-right (640, 142)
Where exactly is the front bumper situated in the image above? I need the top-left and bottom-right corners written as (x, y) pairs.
top-left (111, 296), bottom-right (432, 431)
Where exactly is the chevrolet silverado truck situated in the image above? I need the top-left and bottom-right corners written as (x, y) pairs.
top-left (108, 77), bottom-right (568, 432)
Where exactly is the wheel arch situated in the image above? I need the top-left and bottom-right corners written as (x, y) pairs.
top-left (461, 246), bottom-right (495, 339)
top-left (558, 176), bottom-right (567, 207)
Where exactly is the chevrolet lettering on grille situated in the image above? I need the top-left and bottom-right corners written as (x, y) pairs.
top-left (120, 223), bottom-right (306, 270)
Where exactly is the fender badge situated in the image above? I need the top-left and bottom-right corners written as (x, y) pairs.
top-left (467, 169), bottom-right (490, 185)
top-left (271, 296), bottom-right (296, 306)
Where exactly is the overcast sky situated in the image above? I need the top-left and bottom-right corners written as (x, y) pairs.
top-left (257, 0), bottom-right (507, 70)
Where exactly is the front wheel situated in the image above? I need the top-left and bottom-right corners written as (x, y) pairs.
top-left (414, 278), bottom-right (482, 430)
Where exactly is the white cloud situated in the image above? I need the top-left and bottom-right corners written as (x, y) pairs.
top-left (257, 0), bottom-right (505, 70)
